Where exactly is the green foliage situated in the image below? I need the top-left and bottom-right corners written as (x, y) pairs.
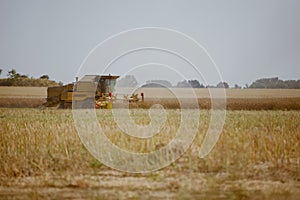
top-left (7, 69), bottom-right (21, 79)
top-left (250, 77), bottom-right (300, 89)
top-left (176, 80), bottom-right (205, 88)
top-left (40, 74), bottom-right (49, 80)
top-left (189, 80), bottom-right (205, 88)
top-left (216, 82), bottom-right (229, 88)
top-left (0, 69), bottom-right (59, 87)
top-left (234, 84), bottom-right (241, 89)
top-left (176, 80), bottom-right (190, 88)
top-left (0, 77), bottom-right (59, 87)
top-left (0, 78), bottom-right (14, 86)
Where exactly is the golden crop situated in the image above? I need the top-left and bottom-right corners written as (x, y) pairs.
top-left (0, 108), bottom-right (299, 199)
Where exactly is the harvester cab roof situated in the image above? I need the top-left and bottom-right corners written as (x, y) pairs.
top-left (75, 74), bottom-right (120, 94)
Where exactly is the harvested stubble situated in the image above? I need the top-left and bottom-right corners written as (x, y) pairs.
top-left (0, 108), bottom-right (299, 176)
top-left (0, 108), bottom-right (300, 199)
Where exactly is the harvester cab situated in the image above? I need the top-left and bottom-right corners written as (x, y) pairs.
top-left (94, 75), bottom-right (119, 108)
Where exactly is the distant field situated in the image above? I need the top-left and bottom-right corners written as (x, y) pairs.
top-left (1, 87), bottom-right (300, 98)
top-left (0, 86), bottom-right (47, 98)
top-left (118, 87), bottom-right (300, 99)
top-left (0, 87), bottom-right (300, 110)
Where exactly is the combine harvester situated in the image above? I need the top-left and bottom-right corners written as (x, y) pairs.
top-left (44, 74), bottom-right (143, 109)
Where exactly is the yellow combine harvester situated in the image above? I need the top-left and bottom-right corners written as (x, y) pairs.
top-left (44, 74), bottom-right (119, 109)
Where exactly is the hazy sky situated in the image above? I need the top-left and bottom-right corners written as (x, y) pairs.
top-left (0, 0), bottom-right (299, 86)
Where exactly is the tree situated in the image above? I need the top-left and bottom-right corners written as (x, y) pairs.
top-left (20, 75), bottom-right (28, 78)
top-left (40, 74), bottom-right (49, 80)
top-left (177, 80), bottom-right (205, 88)
top-left (249, 77), bottom-right (281, 88)
top-left (116, 75), bottom-right (138, 87)
top-left (0, 68), bottom-right (2, 76)
top-left (188, 80), bottom-right (205, 88)
top-left (216, 82), bottom-right (229, 88)
top-left (7, 69), bottom-right (21, 79)
top-left (234, 84), bottom-right (241, 89)
top-left (249, 77), bottom-right (300, 89)
top-left (176, 80), bottom-right (190, 88)
top-left (7, 69), bottom-right (16, 78)
top-left (285, 80), bottom-right (300, 89)
top-left (142, 80), bottom-right (172, 88)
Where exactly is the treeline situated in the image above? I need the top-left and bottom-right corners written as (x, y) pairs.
top-left (117, 75), bottom-right (300, 89)
top-left (116, 75), bottom-right (233, 88)
top-left (117, 75), bottom-right (231, 88)
top-left (0, 68), bottom-right (62, 87)
top-left (249, 77), bottom-right (300, 89)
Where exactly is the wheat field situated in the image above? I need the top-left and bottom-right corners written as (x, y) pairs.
top-left (1, 87), bottom-right (300, 110)
top-left (0, 108), bottom-right (300, 199)
top-left (0, 87), bottom-right (300, 199)
top-left (1, 87), bottom-right (300, 99)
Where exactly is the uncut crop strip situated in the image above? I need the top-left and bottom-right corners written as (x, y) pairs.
top-left (128, 97), bottom-right (300, 110)
top-left (0, 108), bottom-right (299, 178)
top-left (0, 97), bottom-right (299, 110)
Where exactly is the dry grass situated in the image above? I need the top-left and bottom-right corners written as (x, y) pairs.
top-left (0, 108), bottom-right (299, 199)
